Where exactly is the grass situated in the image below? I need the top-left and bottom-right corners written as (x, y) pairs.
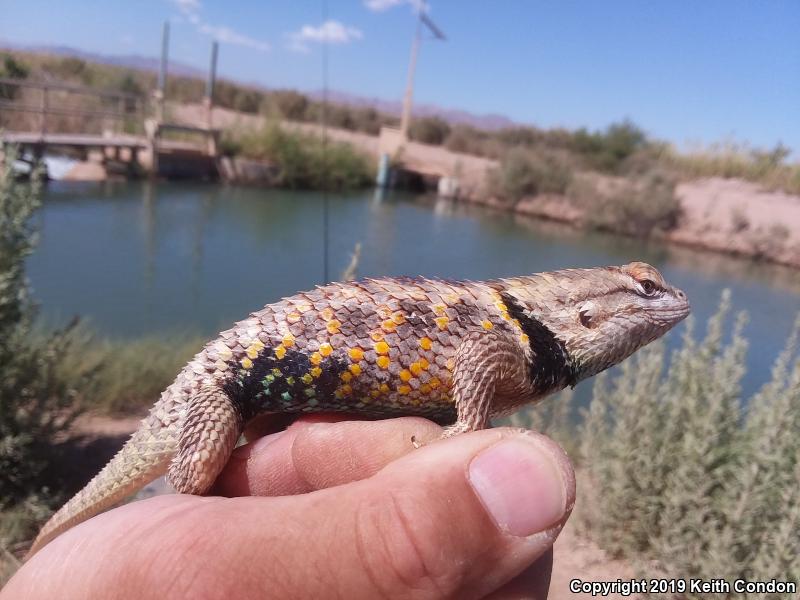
top-left (664, 141), bottom-right (800, 195)
top-left (59, 329), bottom-right (207, 415)
top-left (511, 293), bottom-right (800, 596)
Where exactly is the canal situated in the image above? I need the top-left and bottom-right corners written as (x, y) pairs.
top-left (28, 180), bottom-right (800, 400)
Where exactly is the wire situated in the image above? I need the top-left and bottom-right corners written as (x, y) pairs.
top-left (321, 0), bottom-right (330, 283)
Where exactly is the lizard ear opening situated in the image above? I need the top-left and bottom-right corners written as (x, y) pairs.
top-left (578, 302), bottom-right (597, 328)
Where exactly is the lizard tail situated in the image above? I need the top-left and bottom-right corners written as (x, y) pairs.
top-left (25, 421), bottom-right (177, 559)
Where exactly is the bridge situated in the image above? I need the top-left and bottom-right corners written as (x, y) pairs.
top-left (0, 77), bottom-right (219, 178)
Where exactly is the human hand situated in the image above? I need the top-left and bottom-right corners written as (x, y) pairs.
top-left (4, 417), bottom-right (575, 599)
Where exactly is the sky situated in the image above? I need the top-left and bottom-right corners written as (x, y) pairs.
top-left (1, 0), bottom-right (798, 152)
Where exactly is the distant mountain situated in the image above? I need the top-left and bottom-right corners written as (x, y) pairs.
top-left (308, 89), bottom-right (517, 131)
top-left (0, 42), bottom-right (519, 130)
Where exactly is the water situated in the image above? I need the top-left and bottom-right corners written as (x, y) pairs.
top-left (28, 180), bottom-right (800, 399)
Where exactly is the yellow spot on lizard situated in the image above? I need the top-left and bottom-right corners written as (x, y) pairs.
top-left (310, 366), bottom-right (322, 378)
top-left (326, 319), bottom-right (341, 334)
top-left (282, 333), bottom-right (295, 347)
top-left (275, 345), bottom-right (287, 360)
top-left (241, 357), bottom-right (253, 369)
top-left (348, 347), bottom-right (364, 361)
top-left (398, 384), bottom-right (411, 395)
top-left (399, 369), bottom-right (412, 382)
top-left (340, 371), bottom-right (353, 383)
top-left (377, 356), bottom-right (390, 369)
top-left (349, 363), bottom-right (362, 376)
top-left (310, 352), bottom-right (322, 366)
top-left (419, 337), bottom-right (432, 350)
top-left (374, 341), bottom-right (389, 355)
top-left (482, 320), bottom-right (494, 330)
top-left (319, 343), bottom-right (333, 357)
top-left (435, 316), bottom-right (450, 330)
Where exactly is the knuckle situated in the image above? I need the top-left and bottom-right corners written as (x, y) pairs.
top-left (353, 490), bottom-right (462, 598)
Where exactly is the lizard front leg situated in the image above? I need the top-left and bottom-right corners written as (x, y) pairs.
top-left (440, 333), bottom-right (513, 438)
top-left (168, 385), bottom-right (243, 494)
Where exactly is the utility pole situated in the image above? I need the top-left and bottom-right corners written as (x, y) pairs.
top-left (399, 9), bottom-right (445, 140)
top-left (204, 40), bottom-right (218, 130)
top-left (155, 21), bottom-right (170, 122)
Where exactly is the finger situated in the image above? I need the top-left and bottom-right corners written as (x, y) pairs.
top-left (189, 428), bottom-right (574, 598)
top-left (7, 429), bottom-right (574, 600)
top-left (213, 416), bottom-right (442, 497)
top-left (241, 412), bottom-right (357, 442)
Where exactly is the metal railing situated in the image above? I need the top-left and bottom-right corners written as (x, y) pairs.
top-left (0, 78), bottom-right (146, 136)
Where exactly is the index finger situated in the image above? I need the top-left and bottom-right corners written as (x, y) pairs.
top-left (211, 416), bottom-right (443, 497)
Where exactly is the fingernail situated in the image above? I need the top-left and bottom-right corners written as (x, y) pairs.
top-left (468, 437), bottom-right (567, 537)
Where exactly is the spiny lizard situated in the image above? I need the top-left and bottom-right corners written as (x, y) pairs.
top-left (27, 261), bottom-right (689, 557)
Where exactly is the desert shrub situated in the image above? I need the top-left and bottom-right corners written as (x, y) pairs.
top-left (487, 147), bottom-right (572, 201)
top-left (570, 171), bottom-right (680, 237)
top-left (409, 116), bottom-right (451, 146)
top-left (515, 295), bottom-right (800, 596)
top-left (268, 89), bottom-right (310, 121)
top-left (0, 150), bottom-right (93, 561)
top-left (227, 123), bottom-right (373, 190)
top-left (445, 124), bottom-right (502, 158)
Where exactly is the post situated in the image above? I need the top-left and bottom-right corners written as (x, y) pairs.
top-left (155, 21), bottom-right (170, 122)
top-left (39, 84), bottom-right (48, 138)
top-left (204, 41), bottom-right (218, 130)
top-left (399, 16), bottom-right (421, 141)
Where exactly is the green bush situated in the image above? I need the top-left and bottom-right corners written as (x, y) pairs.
top-left (0, 55), bottom-right (29, 100)
top-left (514, 294), bottom-right (800, 595)
top-left (487, 147), bottom-right (572, 202)
top-left (0, 151), bottom-right (93, 560)
top-left (226, 123), bottom-right (374, 190)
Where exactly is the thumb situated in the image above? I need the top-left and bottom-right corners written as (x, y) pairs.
top-left (203, 427), bottom-right (574, 598)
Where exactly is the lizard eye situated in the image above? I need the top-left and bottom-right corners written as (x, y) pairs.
top-left (639, 279), bottom-right (657, 296)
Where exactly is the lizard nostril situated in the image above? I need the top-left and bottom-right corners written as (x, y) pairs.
top-left (675, 289), bottom-right (686, 301)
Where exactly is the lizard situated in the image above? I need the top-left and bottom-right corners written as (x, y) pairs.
top-left (26, 261), bottom-right (690, 558)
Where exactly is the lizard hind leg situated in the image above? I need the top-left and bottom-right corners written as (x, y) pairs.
top-left (168, 385), bottom-right (243, 495)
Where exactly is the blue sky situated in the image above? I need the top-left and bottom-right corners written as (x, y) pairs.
top-left (1, 0), bottom-right (798, 152)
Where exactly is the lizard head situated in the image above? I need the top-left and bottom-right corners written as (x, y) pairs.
top-left (508, 262), bottom-right (690, 387)
top-left (565, 262), bottom-right (690, 380)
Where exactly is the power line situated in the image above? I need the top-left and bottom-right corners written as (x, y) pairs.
top-left (321, 0), bottom-right (330, 283)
